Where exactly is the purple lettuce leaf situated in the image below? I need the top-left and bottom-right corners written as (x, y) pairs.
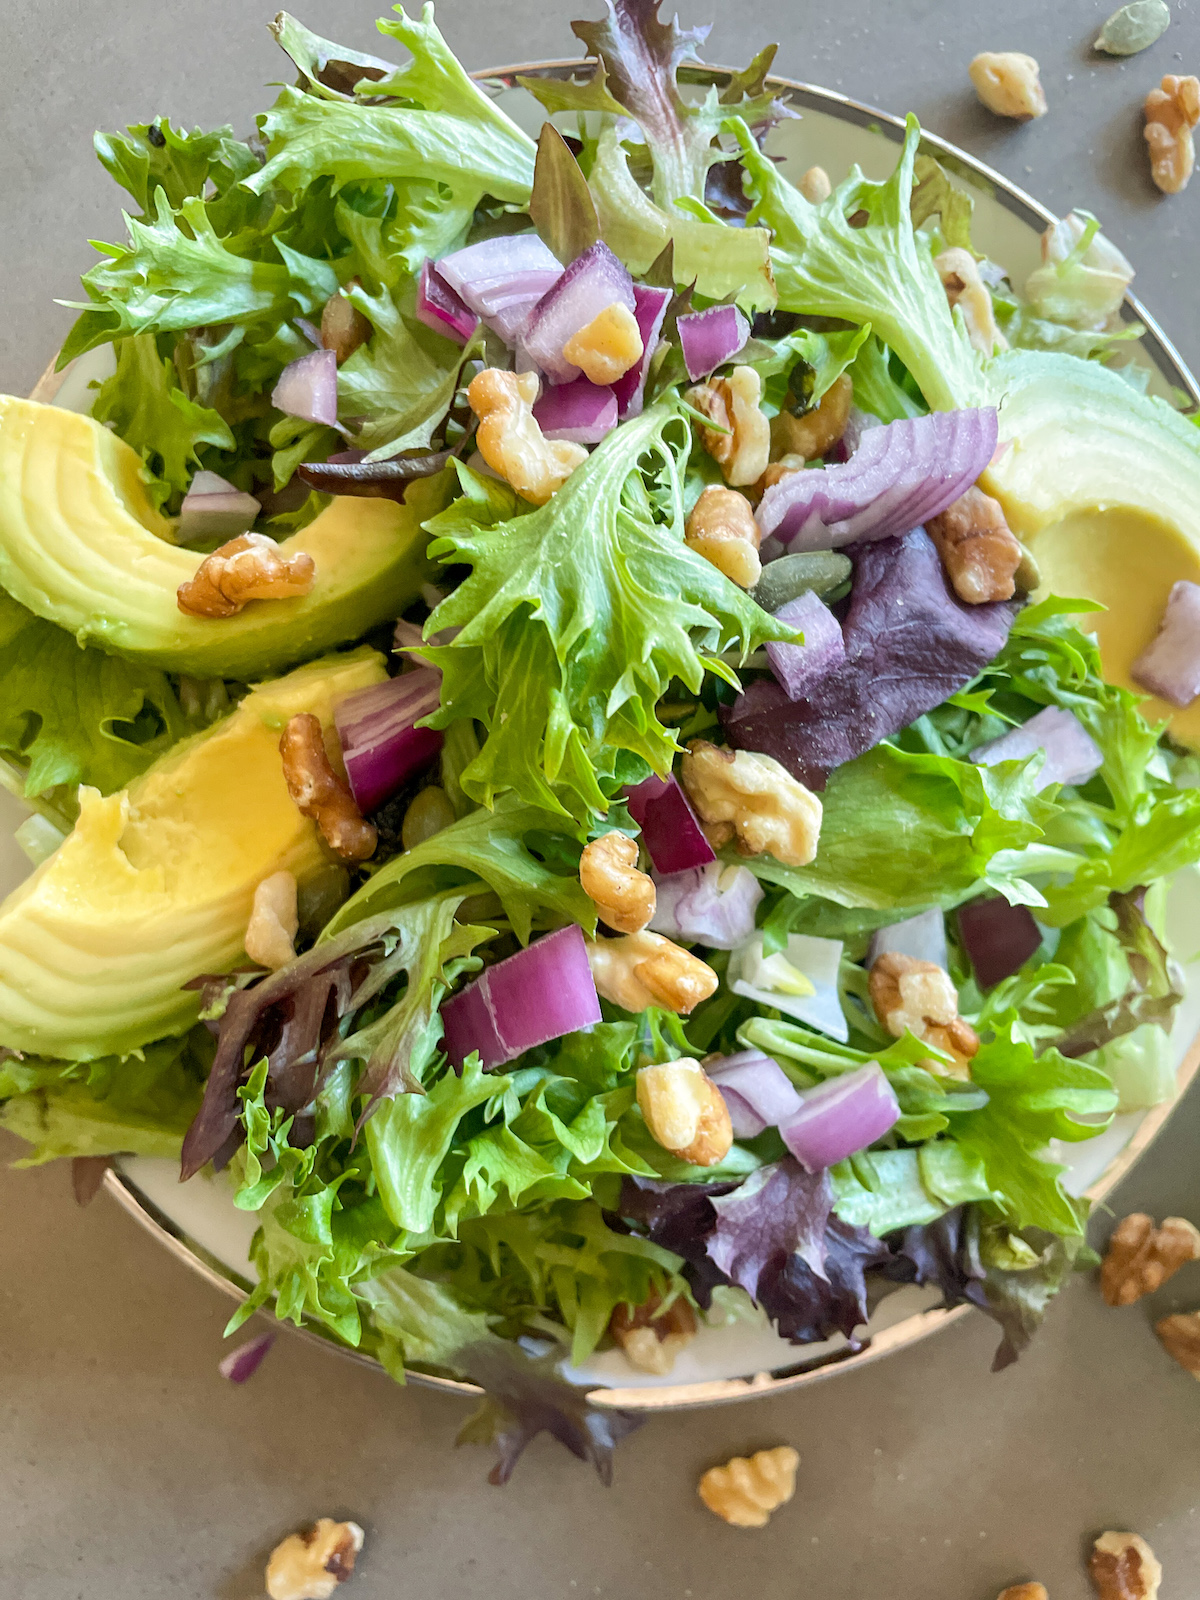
top-left (757, 1217), bottom-right (892, 1346)
top-left (613, 1174), bottom-right (737, 1308)
top-left (1056, 887), bottom-right (1184, 1058)
top-left (706, 1159), bottom-right (832, 1296)
top-left (724, 529), bottom-right (1018, 789)
top-left (456, 1339), bottom-right (643, 1486)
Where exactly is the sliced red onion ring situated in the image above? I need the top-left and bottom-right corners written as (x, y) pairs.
top-left (520, 241), bottom-right (637, 384)
top-left (624, 773), bottom-right (715, 875)
top-left (677, 305), bottom-right (750, 381)
top-left (532, 375), bottom-right (617, 444)
top-left (436, 234), bottom-right (561, 309)
top-left (706, 1049), bottom-right (803, 1139)
top-left (272, 347), bottom-right (339, 427)
top-left (177, 470), bottom-right (260, 542)
top-left (778, 1061), bottom-right (901, 1172)
top-left (866, 907), bottom-right (948, 971)
top-left (956, 897), bottom-right (1042, 990)
top-left (416, 259), bottom-right (479, 345)
top-left (755, 408), bottom-right (999, 552)
top-left (648, 861), bottom-right (763, 949)
top-left (764, 590), bottom-right (845, 701)
top-left (1131, 581), bottom-right (1200, 708)
top-left (971, 705), bottom-right (1103, 790)
top-left (441, 924), bottom-right (602, 1071)
top-left (334, 668), bottom-right (443, 815)
top-left (218, 1331), bottom-right (276, 1384)
top-left (612, 284), bottom-right (671, 421)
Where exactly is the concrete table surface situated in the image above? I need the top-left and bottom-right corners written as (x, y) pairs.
top-left (3, 2), bottom-right (1200, 1596)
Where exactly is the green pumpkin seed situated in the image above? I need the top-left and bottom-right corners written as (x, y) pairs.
top-left (1095, 0), bottom-right (1171, 56)
top-left (751, 550), bottom-right (853, 612)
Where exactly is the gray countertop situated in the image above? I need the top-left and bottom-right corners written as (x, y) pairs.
top-left (4, 2), bottom-right (1200, 1596)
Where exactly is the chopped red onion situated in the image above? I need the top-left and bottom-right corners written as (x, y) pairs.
top-left (218, 1331), bottom-right (276, 1384)
top-left (778, 1062), bottom-right (901, 1172)
top-left (521, 241), bottom-right (637, 384)
top-left (677, 305), bottom-right (750, 381)
top-left (612, 284), bottom-right (671, 421)
top-left (436, 235), bottom-right (561, 347)
top-left (764, 590), bottom-right (845, 701)
top-left (415, 259), bottom-right (479, 345)
top-left (706, 1049), bottom-right (803, 1139)
top-left (1131, 581), bottom-right (1200, 708)
top-left (272, 347), bottom-right (339, 427)
top-left (956, 897), bottom-right (1042, 990)
top-left (294, 317), bottom-right (322, 348)
top-left (624, 773), bottom-right (715, 875)
top-left (441, 924), bottom-right (601, 1071)
top-left (486, 283), bottom-right (564, 346)
top-left (532, 375), bottom-right (617, 444)
top-left (648, 861), bottom-right (763, 949)
top-left (756, 408), bottom-right (999, 552)
top-left (334, 668), bottom-right (443, 815)
top-left (866, 907), bottom-right (948, 971)
top-left (177, 470), bottom-right (260, 542)
top-left (971, 705), bottom-right (1103, 790)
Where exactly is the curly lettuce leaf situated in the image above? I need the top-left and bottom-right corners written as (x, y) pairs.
top-left (93, 117), bottom-right (258, 221)
top-left (423, 402), bottom-right (792, 821)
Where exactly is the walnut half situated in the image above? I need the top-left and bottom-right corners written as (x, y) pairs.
top-left (926, 486), bottom-right (1023, 605)
top-left (586, 930), bottom-right (718, 1015)
top-left (265, 1518), bottom-right (364, 1600)
top-left (685, 367), bottom-right (771, 487)
top-left (177, 533), bottom-right (315, 619)
top-left (280, 714), bottom-right (377, 863)
top-left (998, 1586), bottom-right (1049, 1600)
top-left (680, 741), bottom-right (822, 868)
top-left (636, 1056), bottom-right (733, 1167)
top-left (869, 951), bottom-right (980, 1077)
top-left (1088, 1532), bottom-right (1162, 1600)
top-left (698, 1446), bottom-right (800, 1528)
top-left (610, 1287), bottom-right (697, 1374)
top-left (1155, 1310), bottom-right (1200, 1378)
top-left (579, 831), bottom-right (656, 934)
top-left (1144, 73), bottom-right (1200, 194)
top-left (1099, 1212), bottom-right (1200, 1306)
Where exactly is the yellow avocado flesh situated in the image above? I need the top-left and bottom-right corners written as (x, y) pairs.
top-left (982, 350), bottom-right (1200, 747)
top-left (0, 395), bottom-right (442, 678)
top-left (0, 649), bottom-right (386, 1060)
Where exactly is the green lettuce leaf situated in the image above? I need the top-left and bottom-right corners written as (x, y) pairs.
top-left (93, 117), bottom-right (258, 221)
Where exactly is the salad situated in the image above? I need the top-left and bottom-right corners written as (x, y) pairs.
top-left (3, 0), bottom-right (1200, 1483)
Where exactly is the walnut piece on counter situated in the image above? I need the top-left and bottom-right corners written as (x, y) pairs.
top-left (1099, 1212), bottom-right (1200, 1306)
top-left (926, 485), bottom-right (1023, 605)
top-left (176, 533), bottom-right (315, 619)
top-left (280, 713), bottom-right (377, 863)
top-left (579, 830), bottom-right (656, 934)
top-left (1144, 73), bottom-right (1200, 193)
top-left (636, 1056), bottom-right (733, 1167)
top-left (610, 1287), bottom-right (697, 1375)
top-left (969, 51), bottom-right (1048, 119)
top-left (1088, 1531), bottom-right (1162, 1600)
top-left (697, 1446), bottom-right (800, 1528)
top-left (1155, 1310), bottom-right (1200, 1377)
top-left (997, 1585), bottom-right (1049, 1600)
top-left (266, 1519), bottom-right (364, 1600)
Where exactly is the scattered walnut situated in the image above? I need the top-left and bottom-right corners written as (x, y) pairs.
top-left (586, 930), bottom-right (718, 1014)
top-left (770, 371), bottom-right (853, 462)
top-left (869, 951), bottom-right (980, 1078)
top-left (467, 368), bottom-right (587, 506)
top-left (998, 1587), bottom-right (1049, 1600)
top-left (1144, 74), bottom-right (1200, 194)
top-left (685, 486), bottom-right (762, 588)
top-left (685, 366), bottom-right (771, 487)
top-left (969, 52), bottom-right (1048, 120)
top-left (562, 301), bottom-right (644, 384)
top-left (698, 1446), bottom-right (800, 1528)
top-left (680, 741), bottom-right (822, 868)
top-left (280, 714), bottom-right (377, 863)
top-left (245, 870), bottom-right (299, 970)
top-left (926, 485), bottom-right (1023, 604)
top-left (753, 453), bottom-right (806, 499)
top-left (265, 1518), bottom-right (365, 1600)
top-left (935, 247), bottom-right (1009, 356)
top-left (1088, 1532), bottom-right (1162, 1600)
top-left (610, 1288), bottom-right (697, 1374)
top-left (580, 830), bottom-right (656, 934)
top-left (177, 533), bottom-right (314, 619)
top-left (798, 164), bottom-right (832, 203)
top-left (1100, 1212), bottom-right (1200, 1305)
top-left (321, 281), bottom-right (371, 364)
top-left (636, 1056), bottom-right (733, 1167)
top-left (1155, 1310), bottom-right (1200, 1377)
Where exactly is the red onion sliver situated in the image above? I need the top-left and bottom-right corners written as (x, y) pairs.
top-left (764, 590), bottom-right (845, 701)
top-left (334, 668), bottom-right (443, 815)
top-left (707, 1049), bottom-right (803, 1139)
top-left (866, 907), bottom-right (948, 971)
top-left (178, 471), bottom-right (261, 542)
top-left (521, 241), bottom-right (637, 384)
top-left (1132, 581), bottom-right (1200, 708)
top-left (437, 234), bottom-right (561, 310)
top-left (777, 1061), bottom-right (900, 1172)
top-left (441, 924), bottom-right (602, 1071)
top-left (272, 347), bottom-right (339, 427)
top-left (624, 773), bottom-right (715, 876)
top-left (755, 408), bottom-right (999, 552)
top-left (612, 284), bottom-right (671, 421)
top-left (677, 305), bottom-right (750, 381)
top-left (416, 259), bottom-right (479, 345)
top-left (218, 1331), bottom-right (276, 1384)
top-left (648, 861), bottom-right (762, 949)
top-left (956, 896), bottom-right (1042, 989)
top-left (532, 375), bottom-right (617, 444)
top-left (971, 705), bottom-right (1103, 790)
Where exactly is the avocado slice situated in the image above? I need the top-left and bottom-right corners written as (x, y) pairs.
top-left (983, 350), bottom-right (1200, 745)
top-left (0, 647), bottom-right (387, 1060)
top-left (0, 396), bottom-right (444, 678)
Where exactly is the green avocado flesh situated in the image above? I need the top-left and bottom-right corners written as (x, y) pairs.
top-left (983, 350), bottom-right (1200, 745)
top-left (0, 648), bottom-right (386, 1060)
top-left (0, 396), bottom-right (443, 678)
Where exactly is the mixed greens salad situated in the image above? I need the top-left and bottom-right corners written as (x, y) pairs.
top-left (4, 0), bottom-right (1200, 1481)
